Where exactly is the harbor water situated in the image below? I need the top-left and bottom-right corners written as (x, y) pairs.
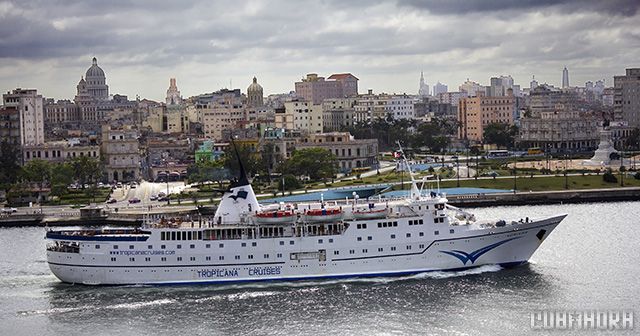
top-left (0, 201), bottom-right (638, 335)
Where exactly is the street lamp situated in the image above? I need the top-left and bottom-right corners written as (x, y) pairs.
top-left (456, 156), bottom-right (460, 187)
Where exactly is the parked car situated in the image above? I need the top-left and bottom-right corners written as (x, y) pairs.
top-left (149, 195), bottom-right (158, 201)
top-left (157, 196), bottom-right (170, 202)
top-left (106, 198), bottom-right (117, 204)
top-left (157, 192), bottom-right (166, 197)
top-left (128, 198), bottom-right (141, 203)
top-left (1, 207), bottom-right (18, 213)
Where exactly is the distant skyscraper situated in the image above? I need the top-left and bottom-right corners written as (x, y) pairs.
top-left (562, 67), bottom-right (569, 88)
top-left (418, 71), bottom-right (429, 97)
top-left (166, 78), bottom-right (182, 105)
top-left (2, 88), bottom-right (45, 149)
top-left (433, 81), bottom-right (448, 97)
top-left (530, 75), bottom-right (539, 89)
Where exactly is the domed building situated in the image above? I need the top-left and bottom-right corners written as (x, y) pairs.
top-left (85, 57), bottom-right (109, 101)
top-left (247, 77), bottom-right (263, 106)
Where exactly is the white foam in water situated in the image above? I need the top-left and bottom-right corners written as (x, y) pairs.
top-left (107, 298), bottom-right (176, 310)
top-left (411, 264), bottom-right (504, 280)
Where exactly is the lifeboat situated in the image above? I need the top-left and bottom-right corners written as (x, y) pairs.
top-left (303, 208), bottom-right (344, 223)
top-left (353, 206), bottom-right (390, 220)
top-left (253, 210), bottom-right (297, 224)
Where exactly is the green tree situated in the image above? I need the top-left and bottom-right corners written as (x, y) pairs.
top-left (69, 155), bottom-right (104, 188)
top-left (0, 140), bottom-right (22, 194)
top-left (624, 128), bottom-right (640, 150)
top-left (223, 143), bottom-right (258, 177)
top-left (289, 147), bottom-right (338, 180)
top-left (483, 123), bottom-right (518, 148)
top-left (21, 159), bottom-right (51, 203)
top-left (278, 173), bottom-right (302, 191)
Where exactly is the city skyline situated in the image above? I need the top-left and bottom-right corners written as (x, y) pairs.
top-left (1, 0), bottom-right (638, 102)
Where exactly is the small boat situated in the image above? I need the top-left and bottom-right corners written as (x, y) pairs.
top-left (353, 206), bottom-right (390, 220)
top-left (303, 208), bottom-right (344, 223)
top-left (253, 210), bottom-right (296, 224)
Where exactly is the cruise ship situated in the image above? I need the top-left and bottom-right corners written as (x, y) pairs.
top-left (46, 150), bottom-right (566, 285)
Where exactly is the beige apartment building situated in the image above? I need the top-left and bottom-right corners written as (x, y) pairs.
top-left (296, 132), bottom-right (378, 172)
top-left (457, 91), bottom-right (514, 142)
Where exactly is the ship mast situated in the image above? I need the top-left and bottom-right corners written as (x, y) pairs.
top-left (396, 142), bottom-right (421, 200)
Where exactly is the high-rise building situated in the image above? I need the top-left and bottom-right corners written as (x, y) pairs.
top-left (166, 78), bottom-right (182, 106)
top-left (457, 91), bottom-right (514, 142)
top-left (433, 81), bottom-right (448, 97)
top-left (562, 67), bottom-right (569, 88)
top-left (295, 73), bottom-right (358, 105)
top-left (2, 88), bottom-right (45, 148)
top-left (418, 72), bottom-right (429, 97)
top-left (614, 68), bottom-right (640, 127)
top-left (530, 75), bottom-right (539, 89)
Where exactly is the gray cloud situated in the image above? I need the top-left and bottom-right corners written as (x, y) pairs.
top-left (0, 0), bottom-right (638, 101)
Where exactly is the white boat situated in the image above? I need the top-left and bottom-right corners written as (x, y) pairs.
top-left (45, 145), bottom-right (566, 285)
top-left (253, 210), bottom-right (297, 224)
top-left (352, 205), bottom-right (390, 220)
top-left (302, 208), bottom-right (344, 223)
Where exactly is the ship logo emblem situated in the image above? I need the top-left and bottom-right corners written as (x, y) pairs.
top-left (439, 237), bottom-right (521, 265)
top-left (229, 190), bottom-right (248, 201)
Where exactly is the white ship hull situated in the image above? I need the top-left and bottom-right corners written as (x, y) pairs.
top-left (46, 214), bottom-right (564, 285)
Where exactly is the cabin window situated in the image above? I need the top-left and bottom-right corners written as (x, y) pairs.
top-left (252, 242), bottom-right (257, 247)
top-left (130, 257), bottom-right (135, 261)
top-left (264, 254), bottom-right (269, 259)
top-left (111, 257), bottom-right (116, 261)
top-left (435, 231), bottom-right (439, 235)
top-left (290, 241), bottom-right (294, 245)
top-left (177, 257), bottom-right (182, 261)
top-left (419, 232), bottom-right (424, 237)
top-left (177, 232), bottom-right (181, 240)
top-left (329, 239), bottom-right (334, 243)
top-left (190, 244), bottom-right (195, 249)
top-left (406, 245), bottom-right (412, 250)
top-left (235, 255), bottom-right (240, 260)
top-left (391, 247), bottom-right (396, 251)
top-left (161, 232), bottom-right (166, 240)
top-left (206, 244), bottom-right (211, 248)
top-left (129, 245), bottom-right (134, 249)
top-left (280, 241), bottom-right (285, 245)
top-left (188, 232), bottom-right (192, 240)
top-left (190, 257), bottom-right (196, 261)
top-left (182, 232), bottom-right (187, 240)
top-left (145, 257), bottom-right (151, 262)
top-left (177, 244), bottom-right (182, 249)
top-left (198, 231), bottom-right (202, 240)
top-left (219, 256), bottom-right (224, 261)
top-left (113, 245), bottom-right (119, 249)
top-left (391, 234), bottom-right (396, 239)
top-left (349, 250), bottom-right (355, 254)
top-left (378, 248), bottom-right (383, 252)
top-left (206, 256), bottom-right (211, 261)
top-left (277, 253), bottom-right (283, 258)
top-left (161, 245), bottom-right (166, 249)
top-left (219, 243), bottom-right (224, 248)
top-left (362, 249), bottom-right (368, 253)
top-left (419, 219), bottom-right (424, 224)
top-left (357, 237), bottom-right (362, 241)
top-left (242, 243), bottom-right (247, 247)
top-left (450, 229), bottom-right (455, 234)
top-left (406, 233), bottom-right (411, 238)
top-left (378, 223), bottom-right (382, 228)
top-left (419, 244), bottom-right (425, 249)
top-left (368, 236), bottom-right (372, 241)
top-left (318, 239), bottom-right (323, 244)
top-left (393, 221), bottom-right (398, 227)
top-left (161, 257), bottom-right (166, 261)
top-left (171, 232), bottom-right (176, 240)
top-left (148, 245), bottom-right (153, 249)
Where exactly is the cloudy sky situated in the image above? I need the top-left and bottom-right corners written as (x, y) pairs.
top-left (1, 0), bottom-right (638, 102)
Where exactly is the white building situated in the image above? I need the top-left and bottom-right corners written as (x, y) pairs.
top-left (2, 88), bottom-right (45, 147)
